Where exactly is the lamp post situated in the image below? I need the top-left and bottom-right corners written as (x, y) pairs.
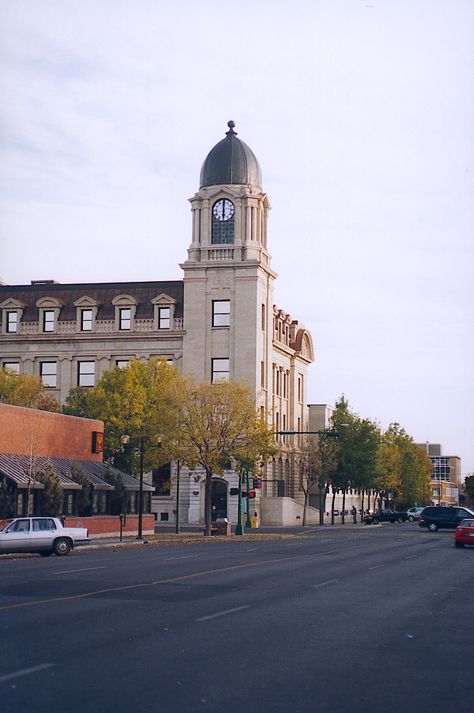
top-left (175, 460), bottom-right (181, 534)
top-left (120, 434), bottom-right (162, 541)
top-left (235, 468), bottom-right (244, 536)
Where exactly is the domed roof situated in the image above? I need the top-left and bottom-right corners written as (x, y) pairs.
top-left (199, 121), bottom-right (262, 188)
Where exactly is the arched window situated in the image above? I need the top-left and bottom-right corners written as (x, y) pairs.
top-left (211, 199), bottom-right (235, 244)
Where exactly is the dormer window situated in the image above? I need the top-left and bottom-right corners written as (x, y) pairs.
top-left (74, 296), bottom-right (99, 333)
top-left (43, 310), bottom-right (55, 332)
top-left (158, 306), bottom-right (170, 329)
top-left (119, 308), bottom-right (131, 330)
top-left (36, 297), bottom-right (62, 334)
top-left (81, 309), bottom-right (92, 331)
top-left (112, 295), bottom-right (137, 332)
top-left (1, 298), bottom-right (25, 335)
top-left (152, 294), bottom-right (176, 331)
top-left (6, 311), bottom-right (18, 333)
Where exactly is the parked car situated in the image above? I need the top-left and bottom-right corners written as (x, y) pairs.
top-left (406, 507), bottom-right (425, 522)
top-left (419, 506), bottom-right (474, 532)
top-left (363, 508), bottom-right (408, 524)
top-left (455, 519), bottom-right (474, 548)
top-left (0, 517), bottom-right (89, 556)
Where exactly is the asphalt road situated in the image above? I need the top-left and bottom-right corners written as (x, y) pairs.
top-left (1, 524), bottom-right (473, 713)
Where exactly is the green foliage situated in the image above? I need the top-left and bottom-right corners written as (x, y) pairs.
top-left (0, 369), bottom-right (59, 411)
top-left (36, 461), bottom-right (63, 516)
top-left (331, 396), bottom-right (380, 492)
top-left (376, 424), bottom-right (432, 507)
top-left (0, 477), bottom-right (16, 518)
top-left (164, 378), bottom-right (276, 535)
top-left (63, 359), bottom-right (179, 474)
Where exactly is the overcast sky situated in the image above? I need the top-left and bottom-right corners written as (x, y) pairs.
top-left (1, 1), bottom-right (473, 478)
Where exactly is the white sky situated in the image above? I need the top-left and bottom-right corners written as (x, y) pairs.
top-left (1, 1), bottom-right (473, 478)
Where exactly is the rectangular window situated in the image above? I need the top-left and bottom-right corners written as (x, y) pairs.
top-left (78, 361), bottom-right (95, 387)
top-left (119, 308), bottom-right (131, 330)
top-left (261, 304), bottom-right (266, 331)
top-left (212, 358), bottom-right (229, 383)
top-left (212, 300), bottom-right (230, 327)
top-left (6, 311), bottom-right (18, 333)
top-left (43, 310), bottom-right (55, 332)
top-left (158, 306), bottom-right (171, 329)
top-left (116, 360), bottom-right (129, 369)
top-left (40, 362), bottom-right (57, 388)
top-left (261, 361), bottom-right (265, 387)
top-left (298, 375), bottom-right (303, 402)
top-left (81, 309), bottom-right (92, 331)
top-left (3, 362), bottom-right (20, 373)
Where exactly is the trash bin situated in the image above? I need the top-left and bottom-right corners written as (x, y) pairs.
top-left (211, 518), bottom-right (232, 536)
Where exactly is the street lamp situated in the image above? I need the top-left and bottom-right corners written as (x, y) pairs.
top-left (120, 433), bottom-right (162, 541)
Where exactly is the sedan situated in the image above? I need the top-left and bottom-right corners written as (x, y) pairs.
top-left (455, 519), bottom-right (474, 548)
top-left (0, 517), bottom-right (89, 556)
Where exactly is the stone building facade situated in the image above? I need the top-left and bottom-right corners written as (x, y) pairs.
top-left (0, 122), bottom-right (315, 526)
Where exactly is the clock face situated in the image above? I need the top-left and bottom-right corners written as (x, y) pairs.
top-left (213, 199), bottom-right (234, 221)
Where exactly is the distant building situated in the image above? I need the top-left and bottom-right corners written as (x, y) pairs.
top-left (416, 442), bottom-right (461, 506)
top-left (0, 122), bottom-right (314, 526)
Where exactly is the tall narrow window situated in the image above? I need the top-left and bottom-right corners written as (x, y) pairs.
top-left (6, 311), bottom-right (18, 333)
top-left (119, 308), bottom-right (131, 330)
top-left (261, 304), bottom-right (266, 331)
top-left (43, 310), bottom-right (55, 332)
top-left (211, 199), bottom-right (235, 244)
top-left (81, 309), bottom-right (92, 331)
top-left (40, 362), bottom-right (57, 388)
top-left (261, 361), bottom-right (265, 387)
top-left (78, 361), bottom-right (95, 387)
top-left (211, 358), bottom-right (229, 383)
top-left (212, 300), bottom-right (230, 327)
top-left (158, 306), bottom-right (170, 329)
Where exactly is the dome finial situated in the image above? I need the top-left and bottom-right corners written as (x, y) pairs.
top-left (226, 120), bottom-right (237, 137)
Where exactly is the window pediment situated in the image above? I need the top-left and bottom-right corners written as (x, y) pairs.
top-left (36, 296), bottom-right (63, 308)
top-left (112, 294), bottom-right (138, 306)
top-left (0, 298), bottom-right (26, 309)
top-left (151, 293), bottom-right (176, 306)
top-left (74, 296), bottom-right (100, 308)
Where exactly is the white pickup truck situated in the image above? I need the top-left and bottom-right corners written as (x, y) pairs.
top-left (0, 517), bottom-right (89, 556)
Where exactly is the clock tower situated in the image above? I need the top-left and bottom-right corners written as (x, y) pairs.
top-left (181, 121), bottom-right (275, 411)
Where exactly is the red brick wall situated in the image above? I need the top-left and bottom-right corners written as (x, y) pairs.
top-left (0, 404), bottom-right (104, 461)
top-left (64, 515), bottom-right (155, 538)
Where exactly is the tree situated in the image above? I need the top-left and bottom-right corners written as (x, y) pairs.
top-left (376, 424), bottom-right (432, 508)
top-left (331, 396), bottom-right (380, 523)
top-left (63, 359), bottom-right (180, 474)
top-left (101, 465), bottom-right (127, 515)
top-left (36, 461), bottom-right (63, 516)
top-left (297, 434), bottom-right (338, 526)
top-left (0, 369), bottom-right (59, 411)
top-left (163, 378), bottom-right (276, 537)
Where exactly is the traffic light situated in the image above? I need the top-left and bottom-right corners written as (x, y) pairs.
top-left (248, 490), bottom-right (256, 499)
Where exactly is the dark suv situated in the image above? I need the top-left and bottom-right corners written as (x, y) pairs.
top-left (419, 506), bottom-right (474, 532)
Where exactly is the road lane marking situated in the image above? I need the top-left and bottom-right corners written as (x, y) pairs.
top-left (369, 564), bottom-right (385, 570)
top-left (0, 663), bottom-right (54, 683)
top-left (195, 605), bottom-right (251, 622)
top-left (321, 549), bottom-right (342, 555)
top-left (0, 554), bottom-right (309, 612)
top-left (313, 579), bottom-right (338, 589)
top-left (404, 555), bottom-right (417, 559)
top-left (53, 566), bottom-right (106, 575)
top-left (163, 555), bottom-right (196, 560)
